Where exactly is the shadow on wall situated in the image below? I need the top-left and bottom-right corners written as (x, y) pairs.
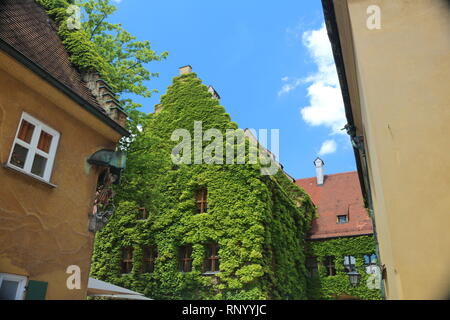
top-left (306, 275), bottom-right (322, 300)
top-left (0, 103), bottom-right (3, 160)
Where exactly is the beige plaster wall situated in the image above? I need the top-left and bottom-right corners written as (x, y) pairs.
top-left (344, 0), bottom-right (450, 299)
top-left (0, 53), bottom-right (119, 299)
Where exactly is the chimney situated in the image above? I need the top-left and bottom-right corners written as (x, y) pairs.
top-left (179, 65), bottom-right (192, 75)
top-left (314, 157), bottom-right (325, 186)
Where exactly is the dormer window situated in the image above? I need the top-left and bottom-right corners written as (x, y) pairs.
top-left (8, 113), bottom-right (60, 182)
top-left (121, 247), bottom-right (133, 274)
top-left (337, 215), bottom-right (348, 224)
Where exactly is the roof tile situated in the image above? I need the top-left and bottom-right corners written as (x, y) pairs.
top-left (296, 171), bottom-right (373, 240)
top-left (0, 0), bottom-right (103, 110)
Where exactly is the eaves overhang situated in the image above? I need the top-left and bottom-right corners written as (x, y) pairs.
top-left (320, 0), bottom-right (367, 202)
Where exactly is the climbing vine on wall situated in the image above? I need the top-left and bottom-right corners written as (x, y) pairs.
top-left (306, 235), bottom-right (382, 300)
top-left (36, 0), bottom-right (110, 75)
top-left (90, 72), bottom-right (316, 300)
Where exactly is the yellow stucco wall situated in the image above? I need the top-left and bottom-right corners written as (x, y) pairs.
top-left (339, 0), bottom-right (450, 299)
top-left (0, 52), bottom-right (121, 299)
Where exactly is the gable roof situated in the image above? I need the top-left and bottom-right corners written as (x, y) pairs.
top-left (0, 0), bottom-right (129, 136)
top-left (296, 171), bottom-right (373, 240)
top-left (0, 0), bottom-right (101, 108)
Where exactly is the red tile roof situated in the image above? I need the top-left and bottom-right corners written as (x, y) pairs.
top-left (0, 0), bottom-right (102, 110)
top-left (296, 171), bottom-right (373, 240)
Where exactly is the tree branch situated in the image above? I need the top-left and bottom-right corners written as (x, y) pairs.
top-left (90, 14), bottom-right (107, 40)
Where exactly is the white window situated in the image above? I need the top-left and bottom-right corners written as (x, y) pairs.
top-left (0, 274), bottom-right (27, 300)
top-left (8, 112), bottom-right (60, 182)
top-left (337, 215), bottom-right (348, 224)
top-left (343, 255), bottom-right (356, 272)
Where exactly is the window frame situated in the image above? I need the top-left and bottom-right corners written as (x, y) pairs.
top-left (343, 255), bottom-right (357, 273)
top-left (364, 254), bottom-right (378, 274)
top-left (7, 112), bottom-right (60, 183)
top-left (121, 247), bottom-right (134, 274)
top-left (363, 254), bottom-right (378, 266)
top-left (324, 256), bottom-right (336, 276)
top-left (195, 188), bottom-right (208, 214)
top-left (306, 257), bottom-right (318, 278)
top-left (141, 245), bottom-right (157, 273)
top-left (138, 208), bottom-right (148, 220)
top-left (179, 245), bottom-right (193, 273)
top-left (337, 215), bottom-right (348, 224)
top-left (203, 243), bottom-right (220, 274)
top-left (0, 273), bottom-right (27, 300)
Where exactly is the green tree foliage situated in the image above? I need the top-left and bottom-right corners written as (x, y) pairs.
top-left (90, 72), bottom-right (317, 300)
top-left (80, 0), bottom-right (168, 100)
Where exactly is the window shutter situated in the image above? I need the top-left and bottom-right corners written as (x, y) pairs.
top-left (25, 281), bottom-right (48, 300)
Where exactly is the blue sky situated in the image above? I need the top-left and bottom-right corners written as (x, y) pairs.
top-left (110, 0), bottom-right (356, 179)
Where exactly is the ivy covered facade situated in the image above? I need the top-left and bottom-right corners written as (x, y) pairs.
top-left (90, 69), bottom-right (317, 300)
top-left (306, 236), bottom-right (381, 300)
top-left (27, 0), bottom-right (382, 301)
top-left (297, 171), bottom-right (382, 300)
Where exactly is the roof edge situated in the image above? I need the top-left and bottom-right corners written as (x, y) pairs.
top-left (296, 170), bottom-right (358, 183)
top-left (306, 232), bottom-right (374, 241)
top-left (320, 0), bottom-right (368, 202)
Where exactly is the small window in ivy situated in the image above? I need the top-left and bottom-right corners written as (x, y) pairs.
top-left (306, 257), bottom-right (318, 277)
top-left (271, 251), bottom-right (276, 272)
top-left (203, 243), bottom-right (220, 274)
top-left (121, 247), bottom-right (133, 274)
top-left (364, 254), bottom-right (378, 274)
top-left (195, 188), bottom-right (208, 214)
top-left (138, 208), bottom-right (148, 220)
top-left (324, 256), bottom-right (336, 276)
top-left (337, 215), bottom-right (348, 224)
top-left (343, 255), bottom-right (356, 273)
top-left (364, 254), bottom-right (377, 265)
top-left (142, 246), bottom-right (157, 273)
top-left (179, 245), bottom-right (193, 272)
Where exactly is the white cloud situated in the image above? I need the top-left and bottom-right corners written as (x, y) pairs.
top-left (278, 78), bottom-right (302, 96)
top-left (318, 139), bottom-right (337, 156)
top-left (300, 23), bottom-right (346, 135)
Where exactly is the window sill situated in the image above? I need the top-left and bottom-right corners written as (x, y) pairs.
top-left (202, 271), bottom-right (220, 276)
top-left (2, 163), bottom-right (57, 188)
